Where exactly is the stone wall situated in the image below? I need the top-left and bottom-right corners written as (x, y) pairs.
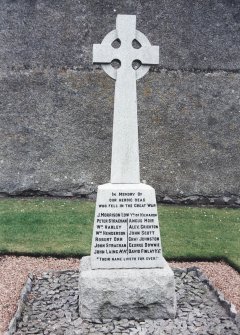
top-left (0, 0), bottom-right (240, 205)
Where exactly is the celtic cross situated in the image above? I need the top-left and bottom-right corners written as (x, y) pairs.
top-left (93, 15), bottom-right (159, 183)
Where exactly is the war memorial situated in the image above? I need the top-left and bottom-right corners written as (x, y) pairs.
top-left (6, 12), bottom-right (239, 335)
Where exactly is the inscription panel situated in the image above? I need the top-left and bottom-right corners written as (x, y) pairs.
top-left (91, 183), bottom-right (165, 269)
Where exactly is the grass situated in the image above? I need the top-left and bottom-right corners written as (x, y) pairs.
top-left (0, 198), bottom-right (94, 256)
top-left (0, 198), bottom-right (239, 271)
top-left (159, 205), bottom-right (240, 270)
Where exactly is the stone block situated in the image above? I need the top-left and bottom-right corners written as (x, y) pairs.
top-left (79, 256), bottom-right (176, 320)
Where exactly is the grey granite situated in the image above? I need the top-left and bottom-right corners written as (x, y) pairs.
top-left (79, 256), bottom-right (176, 320)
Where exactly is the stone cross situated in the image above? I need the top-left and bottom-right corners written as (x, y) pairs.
top-left (79, 15), bottom-right (176, 320)
top-left (93, 15), bottom-right (159, 184)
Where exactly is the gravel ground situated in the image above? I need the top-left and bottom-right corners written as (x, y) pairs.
top-left (0, 256), bottom-right (239, 333)
top-left (12, 268), bottom-right (240, 335)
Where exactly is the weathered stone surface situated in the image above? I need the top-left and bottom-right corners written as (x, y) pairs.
top-left (0, 69), bottom-right (239, 198)
top-left (79, 256), bottom-right (176, 320)
top-left (1, 0), bottom-right (240, 71)
top-left (1, 0), bottom-right (240, 200)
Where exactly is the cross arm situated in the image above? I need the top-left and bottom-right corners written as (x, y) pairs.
top-left (133, 45), bottom-right (159, 65)
top-left (93, 44), bottom-right (117, 64)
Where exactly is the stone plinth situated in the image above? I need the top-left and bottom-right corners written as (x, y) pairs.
top-left (79, 256), bottom-right (176, 320)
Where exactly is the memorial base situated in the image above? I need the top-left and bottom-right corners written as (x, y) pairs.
top-left (79, 256), bottom-right (176, 320)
